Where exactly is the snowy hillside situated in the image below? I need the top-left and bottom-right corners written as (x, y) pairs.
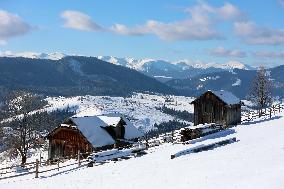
top-left (45, 93), bottom-right (195, 131)
top-left (1, 105), bottom-right (284, 189)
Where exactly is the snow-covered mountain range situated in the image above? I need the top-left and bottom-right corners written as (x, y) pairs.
top-left (97, 55), bottom-right (252, 71)
top-left (0, 51), bottom-right (66, 60)
top-left (97, 56), bottom-right (254, 80)
top-left (0, 51), bottom-right (253, 80)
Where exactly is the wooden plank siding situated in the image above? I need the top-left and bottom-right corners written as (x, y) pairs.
top-left (192, 91), bottom-right (241, 126)
top-left (47, 127), bottom-right (93, 160)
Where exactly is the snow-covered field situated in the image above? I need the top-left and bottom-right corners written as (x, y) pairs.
top-left (46, 93), bottom-right (195, 131)
top-left (1, 107), bottom-right (284, 189)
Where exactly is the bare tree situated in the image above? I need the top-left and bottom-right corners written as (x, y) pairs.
top-left (248, 66), bottom-right (273, 116)
top-left (2, 91), bottom-right (46, 165)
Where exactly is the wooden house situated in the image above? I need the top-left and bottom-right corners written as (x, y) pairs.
top-left (191, 90), bottom-right (241, 126)
top-left (47, 114), bottom-right (143, 160)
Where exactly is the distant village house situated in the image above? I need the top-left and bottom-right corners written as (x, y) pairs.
top-left (191, 90), bottom-right (241, 126)
top-left (47, 114), bottom-right (143, 160)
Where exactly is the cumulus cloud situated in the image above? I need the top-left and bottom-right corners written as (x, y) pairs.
top-left (209, 46), bottom-right (247, 58)
top-left (110, 2), bottom-right (244, 41)
top-left (111, 19), bottom-right (222, 41)
top-left (63, 2), bottom-right (243, 41)
top-left (185, 2), bottom-right (245, 22)
top-left (61, 1), bottom-right (246, 41)
top-left (254, 51), bottom-right (284, 59)
top-left (0, 10), bottom-right (33, 44)
top-left (61, 10), bottom-right (103, 32)
top-left (234, 21), bottom-right (284, 45)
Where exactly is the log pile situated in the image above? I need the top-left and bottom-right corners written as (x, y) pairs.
top-left (179, 124), bottom-right (222, 142)
top-left (180, 128), bottom-right (202, 142)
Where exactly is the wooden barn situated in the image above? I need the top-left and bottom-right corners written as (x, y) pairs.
top-left (191, 90), bottom-right (241, 126)
top-left (47, 114), bottom-right (143, 160)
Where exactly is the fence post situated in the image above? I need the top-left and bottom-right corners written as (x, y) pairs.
top-left (35, 159), bottom-right (39, 178)
top-left (146, 139), bottom-right (149, 150)
top-left (57, 160), bottom-right (59, 171)
top-left (273, 105), bottom-right (276, 115)
top-left (78, 150), bottom-right (81, 167)
top-left (247, 113), bottom-right (250, 121)
top-left (39, 151), bottom-right (41, 166)
top-left (270, 108), bottom-right (272, 118)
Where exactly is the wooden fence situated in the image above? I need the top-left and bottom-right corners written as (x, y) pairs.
top-left (143, 123), bottom-right (221, 148)
top-left (0, 151), bottom-right (88, 180)
top-left (242, 104), bottom-right (284, 122)
top-left (0, 146), bottom-right (147, 181)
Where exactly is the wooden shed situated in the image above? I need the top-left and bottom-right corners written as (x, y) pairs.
top-left (47, 114), bottom-right (143, 160)
top-left (191, 90), bottom-right (241, 126)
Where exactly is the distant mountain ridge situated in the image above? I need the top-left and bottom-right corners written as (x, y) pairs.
top-left (166, 66), bottom-right (284, 98)
top-left (0, 52), bottom-right (283, 99)
top-left (0, 56), bottom-right (175, 98)
top-left (0, 51), bottom-right (66, 60)
top-left (0, 52), bottom-right (254, 80)
top-left (97, 56), bottom-right (252, 70)
top-left (97, 56), bottom-right (254, 80)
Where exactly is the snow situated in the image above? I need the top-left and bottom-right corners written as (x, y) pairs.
top-left (1, 107), bottom-right (284, 188)
top-left (97, 115), bottom-right (121, 127)
top-left (119, 115), bottom-right (144, 139)
top-left (212, 90), bottom-right (240, 105)
top-left (91, 145), bottom-right (146, 162)
top-left (153, 75), bottom-right (173, 79)
top-left (100, 113), bottom-right (143, 139)
top-left (70, 116), bottom-right (115, 148)
top-left (45, 93), bottom-right (195, 131)
top-left (69, 114), bottom-right (143, 146)
top-left (199, 76), bottom-right (220, 81)
top-left (97, 55), bottom-right (252, 71)
top-left (0, 51), bottom-right (65, 60)
top-left (232, 78), bottom-right (241, 86)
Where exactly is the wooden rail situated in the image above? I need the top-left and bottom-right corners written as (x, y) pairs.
top-left (0, 152), bottom-right (88, 181)
top-left (0, 146), bottom-right (146, 181)
top-left (242, 104), bottom-right (284, 122)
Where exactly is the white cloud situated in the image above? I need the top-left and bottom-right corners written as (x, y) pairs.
top-left (217, 3), bottom-right (245, 21)
top-left (254, 51), bottom-right (284, 59)
top-left (61, 10), bottom-right (103, 32)
top-left (209, 46), bottom-right (247, 58)
top-left (110, 2), bottom-right (244, 41)
top-left (234, 21), bottom-right (284, 45)
top-left (60, 3), bottom-right (245, 42)
top-left (0, 10), bottom-right (32, 44)
top-left (111, 19), bottom-right (222, 41)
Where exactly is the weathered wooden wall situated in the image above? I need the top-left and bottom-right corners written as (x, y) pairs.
top-left (48, 127), bottom-right (92, 160)
top-left (192, 92), bottom-right (241, 126)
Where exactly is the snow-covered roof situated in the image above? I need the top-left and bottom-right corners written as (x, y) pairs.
top-left (63, 114), bottom-right (143, 148)
top-left (70, 116), bottom-right (115, 148)
top-left (102, 113), bottom-right (144, 140)
top-left (97, 115), bottom-right (121, 127)
top-left (212, 90), bottom-right (240, 105)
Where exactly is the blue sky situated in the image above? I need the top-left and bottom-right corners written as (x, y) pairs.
top-left (0, 0), bottom-right (284, 67)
